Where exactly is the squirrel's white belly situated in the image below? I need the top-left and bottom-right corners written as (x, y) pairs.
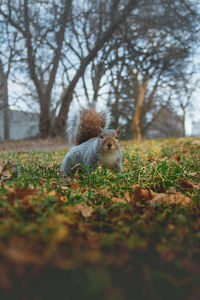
top-left (99, 151), bottom-right (119, 166)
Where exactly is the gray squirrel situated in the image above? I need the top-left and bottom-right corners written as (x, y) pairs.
top-left (61, 106), bottom-right (122, 175)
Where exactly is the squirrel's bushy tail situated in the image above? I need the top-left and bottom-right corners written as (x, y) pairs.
top-left (68, 106), bottom-right (107, 145)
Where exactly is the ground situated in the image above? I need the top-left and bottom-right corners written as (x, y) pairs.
top-left (0, 137), bottom-right (200, 300)
top-left (0, 137), bottom-right (68, 152)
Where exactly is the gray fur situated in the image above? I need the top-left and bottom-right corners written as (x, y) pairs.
top-left (61, 138), bottom-right (99, 175)
top-left (61, 136), bottom-right (122, 176)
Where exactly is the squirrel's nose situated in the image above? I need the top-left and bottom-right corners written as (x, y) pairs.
top-left (107, 142), bottom-right (112, 149)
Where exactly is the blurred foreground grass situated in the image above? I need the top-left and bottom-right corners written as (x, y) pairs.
top-left (0, 137), bottom-right (200, 300)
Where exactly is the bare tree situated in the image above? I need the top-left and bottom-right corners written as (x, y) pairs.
top-left (0, 14), bottom-right (20, 140)
top-left (0, 0), bottom-right (73, 138)
top-left (105, 0), bottom-right (200, 140)
top-left (0, 0), bottom-right (138, 138)
top-left (171, 72), bottom-right (200, 136)
top-left (51, 0), bottom-right (138, 136)
top-left (0, 0), bottom-right (199, 140)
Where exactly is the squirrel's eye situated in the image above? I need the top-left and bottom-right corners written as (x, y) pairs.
top-left (100, 135), bottom-right (103, 139)
top-left (116, 136), bottom-right (119, 139)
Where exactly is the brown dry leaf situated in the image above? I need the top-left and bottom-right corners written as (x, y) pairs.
top-left (168, 224), bottom-right (175, 230)
top-left (160, 156), bottom-right (168, 162)
top-left (167, 187), bottom-right (178, 194)
top-left (53, 225), bottom-right (69, 242)
top-left (132, 186), bottom-right (152, 202)
top-left (191, 140), bottom-right (200, 145)
top-left (124, 158), bottom-right (130, 166)
top-left (28, 184), bottom-right (35, 190)
top-left (6, 247), bottom-right (40, 264)
top-left (91, 187), bottom-right (111, 198)
top-left (179, 180), bottom-right (194, 189)
top-left (6, 186), bottom-right (36, 206)
top-left (71, 182), bottom-right (78, 190)
top-left (150, 190), bottom-right (192, 206)
top-left (112, 197), bottom-right (126, 203)
top-left (124, 191), bottom-right (131, 203)
top-left (173, 154), bottom-right (181, 162)
top-left (74, 202), bottom-right (93, 218)
top-left (47, 190), bottom-right (57, 197)
top-left (20, 196), bottom-right (32, 207)
top-left (0, 163), bottom-right (4, 175)
top-left (2, 169), bottom-right (11, 179)
top-left (0, 160), bottom-right (18, 181)
top-left (0, 240), bottom-right (40, 265)
top-left (193, 184), bottom-right (200, 189)
top-left (178, 180), bottom-right (200, 190)
top-left (188, 172), bottom-right (197, 177)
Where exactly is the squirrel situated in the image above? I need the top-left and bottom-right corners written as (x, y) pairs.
top-left (61, 106), bottom-right (122, 176)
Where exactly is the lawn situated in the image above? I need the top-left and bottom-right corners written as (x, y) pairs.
top-left (0, 138), bottom-right (200, 300)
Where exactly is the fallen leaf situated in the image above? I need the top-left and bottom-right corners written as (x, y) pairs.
top-left (124, 191), bottom-right (131, 203)
top-left (53, 225), bottom-right (69, 242)
top-left (6, 186), bottom-right (36, 206)
top-left (132, 186), bottom-right (152, 202)
top-left (74, 202), bottom-right (93, 218)
top-left (150, 191), bottom-right (192, 206)
top-left (5, 247), bottom-right (40, 264)
top-left (124, 158), bottom-right (130, 166)
top-left (61, 186), bottom-right (69, 190)
top-left (167, 187), bottom-right (178, 194)
top-left (179, 180), bottom-right (194, 189)
top-left (160, 156), bottom-right (168, 161)
top-left (2, 169), bottom-right (11, 179)
top-left (28, 184), bottom-right (35, 190)
top-left (0, 162), bottom-right (4, 174)
top-left (0, 161), bottom-right (18, 182)
top-left (188, 172), bottom-right (197, 177)
top-left (193, 184), bottom-right (200, 189)
top-left (112, 197), bottom-right (126, 203)
top-left (173, 154), bottom-right (181, 162)
top-left (71, 182), bottom-right (78, 190)
top-left (47, 190), bottom-right (57, 197)
top-left (191, 140), bottom-right (200, 145)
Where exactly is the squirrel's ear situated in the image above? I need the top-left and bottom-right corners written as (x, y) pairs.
top-left (116, 127), bottom-right (121, 135)
top-left (97, 126), bottom-right (103, 134)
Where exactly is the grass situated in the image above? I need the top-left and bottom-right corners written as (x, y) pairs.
top-left (0, 137), bottom-right (200, 300)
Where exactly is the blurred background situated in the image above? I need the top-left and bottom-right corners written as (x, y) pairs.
top-left (0, 0), bottom-right (200, 142)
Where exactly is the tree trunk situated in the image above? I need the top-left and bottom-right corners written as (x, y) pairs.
top-left (113, 91), bottom-right (120, 129)
top-left (114, 99), bottom-right (119, 128)
top-left (50, 57), bottom-right (104, 137)
top-left (51, 49), bottom-right (103, 137)
top-left (182, 109), bottom-right (186, 137)
top-left (39, 100), bottom-right (51, 138)
top-left (3, 86), bottom-right (9, 140)
top-left (0, 59), bottom-right (9, 140)
top-left (23, 0), bottom-right (72, 139)
top-left (132, 82), bottom-right (147, 141)
top-left (51, 79), bottom-right (75, 137)
top-left (51, 0), bottom-right (138, 137)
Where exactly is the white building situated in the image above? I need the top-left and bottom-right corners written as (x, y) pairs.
top-left (145, 107), bottom-right (184, 138)
top-left (191, 120), bottom-right (200, 137)
top-left (0, 109), bottom-right (39, 140)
